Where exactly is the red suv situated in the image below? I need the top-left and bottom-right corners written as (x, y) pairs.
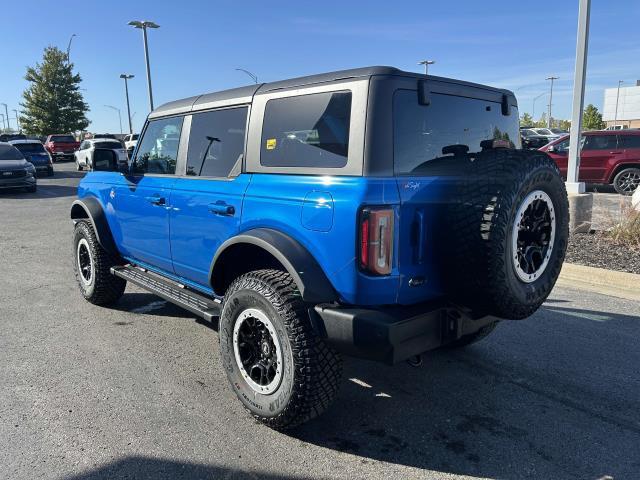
top-left (44, 134), bottom-right (80, 162)
top-left (540, 130), bottom-right (640, 195)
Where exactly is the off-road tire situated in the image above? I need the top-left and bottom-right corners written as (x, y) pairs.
top-left (72, 220), bottom-right (125, 305)
top-left (445, 321), bottom-right (499, 349)
top-left (612, 167), bottom-right (640, 196)
top-left (444, 149), bottom-right (569, 320)
top-left (219, 269), bottom-right (342, 430)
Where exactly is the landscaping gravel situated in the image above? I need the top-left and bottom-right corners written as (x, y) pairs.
top-left (566, 232), bottom-right (640, 274)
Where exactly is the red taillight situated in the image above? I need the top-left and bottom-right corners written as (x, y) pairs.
top-left (359, 207), bottom-right (394, 275)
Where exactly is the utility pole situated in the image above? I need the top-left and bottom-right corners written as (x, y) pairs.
top-left (566, 0), bottom-right (591, 194)
top-left (418, 60), bottom-right (435, 75)
top-left (128, 20), bottom-right (160, 111)
top-left (120, 74), bottom-right (135, 134)
top-left (614, 80), bottom-right (624, 128)
top-left (1, 104), bottom-right (10, 130)
top-left (546, 76), bottom-right (559, 128)
top-left (235, 68), bottom-right (258, 84)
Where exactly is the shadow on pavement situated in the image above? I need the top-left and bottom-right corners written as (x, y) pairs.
top-left (291, 304), bottom-right (640, 479)
top-left (63, 456), bottom-right (308, 480)
top-left (0, 184), bottom-right (78, 199)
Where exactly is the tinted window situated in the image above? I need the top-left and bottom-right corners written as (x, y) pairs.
top-left (13, 143), bottom-right (46, 154)
top-left (261, 91), bottom-right (351, 168)
top-left (394, 90), bottom-right (519, 175)
top-left (583, 135), bottom-right (618, 150)
top-left (133, 116), bottom-right (183, 174)
top-left (50, 135), bottom-right (75, 142)
top-left (0, 144), bottom-right (25, 160)
top-left (555, 138), bottom-right (570, 152)
top-left (620, 135), bottom-right (640, 149)
top-left (94, 141), bottom-right (123, 150)
top-left (186, 107), bottom-right (247, 177)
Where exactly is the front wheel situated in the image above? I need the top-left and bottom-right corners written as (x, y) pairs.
top-left (613, 168), bottom-right (640, 196)
top-left (219, 269), bottom-right (342, 430)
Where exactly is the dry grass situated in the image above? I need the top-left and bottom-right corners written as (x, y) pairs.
top-left (607, 206), bottom-right (640, 249)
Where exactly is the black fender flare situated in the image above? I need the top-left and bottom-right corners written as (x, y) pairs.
top-left (210, 228), bottom-right (338, 303)
top-left (70, 197), bottom-right (118, 256)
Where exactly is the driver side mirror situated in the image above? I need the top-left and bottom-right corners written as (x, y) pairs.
top-left (547, 145), bottom-right (556, 152)
top-left (92, 148), bottom-right (127, 173)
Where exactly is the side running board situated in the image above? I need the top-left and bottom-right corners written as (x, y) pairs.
top-left (111, 265), bottom-right (221, 321)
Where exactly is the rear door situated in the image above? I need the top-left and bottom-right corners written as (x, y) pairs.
top-left (112, 116), bottom-right (184, 273)
top-left (169, 107), bottom-right (250, 289)
top-left (392, 86), bottom-right (520, 304)
top-left (580, 134), bottom-right (621, 182)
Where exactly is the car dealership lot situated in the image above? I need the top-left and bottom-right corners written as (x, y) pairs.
top-left (1, 162), bottom-right (639, 480)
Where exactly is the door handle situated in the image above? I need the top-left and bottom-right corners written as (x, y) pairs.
top-left (208, 201), bottom-right (235, 216)
top-left (609, 151), bottom-right (623, 154)
top-left (145, 195), bottom-right (165, 206)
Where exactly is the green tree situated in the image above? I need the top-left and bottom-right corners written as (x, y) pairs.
top-left (20, 46), bottom-right (89, 136)
top-left (520, 112), bottom-right (533, 127)
top-left (583, 104), bottom-right (605, 130)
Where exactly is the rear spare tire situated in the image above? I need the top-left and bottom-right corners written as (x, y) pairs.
top-left (445, 149), bottom-right (569, 320)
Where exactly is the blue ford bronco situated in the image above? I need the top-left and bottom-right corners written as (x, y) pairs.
top-left (71, 66), bottom-right (569, 429)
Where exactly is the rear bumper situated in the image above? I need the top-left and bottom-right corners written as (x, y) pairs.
top-left (312, 302), bottom-right (497, 364)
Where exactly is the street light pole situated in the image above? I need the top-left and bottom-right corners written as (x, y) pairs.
top-left (235, 68), bottom-right (258, 84)
top-left (418, 59), bottom-right (435, 75)
top-left (1, 103), bottom-right (10, 130)
top-left (0, 113), bottom-right (5, 131)
top-left (128, 20), bottom-right (160, 111)
top-left (120, 74), bottom-right (135, 134)
top-left (105, 105), bottom-right (123, 135)
top-left (566, 0), bottom-right (591, 194)
top-left (532, 92), bottom-right (548, 120)
top-left (66, 33), bottom-right (77, 63)
top-left (614, 80), bottom-right (624, 128)
top-left (546, 76), bottom-right (559, 128)
top-left (13, 109), bottom-right (19, 131)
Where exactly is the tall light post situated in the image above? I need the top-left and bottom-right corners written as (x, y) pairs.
top-left (13, 109), bottom-right (20, 131)
top-left (546, 76), bottom-right (559, 128)
top-left (0, 113), bottom-right (5, 131)
top-left (1, 103), bottom-right (10, 130)
top-left (120, 74), bottom-right (135, 134)
top-left (235, 68), bottom-right (258, 84)
top-left (66, 33), bottom-right (77, 63)
top-left (128, 20), bottom-right (160, 111)
top-left (532, 92), bottom-right (548, 120)
top-left (418, 59), bottom-right (435, 75)
top-left (614, 80), bottom-right (624, 128)
top-left (105, 105), bottom-right (123, 135)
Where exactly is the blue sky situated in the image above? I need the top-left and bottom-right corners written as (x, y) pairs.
top-left (2, 0), bottom-right (639, 133)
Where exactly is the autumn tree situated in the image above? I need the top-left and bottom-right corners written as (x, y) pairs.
top-left (20, 46), bottom-right (89, 136)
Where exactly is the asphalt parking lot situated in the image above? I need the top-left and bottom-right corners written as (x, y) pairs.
top-left (1, 161), bottom-right (639, 480)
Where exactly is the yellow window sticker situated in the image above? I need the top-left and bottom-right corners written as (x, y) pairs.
top-left (266, 138), bottom-right (277, 150)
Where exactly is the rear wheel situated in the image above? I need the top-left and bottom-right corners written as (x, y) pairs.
top-left (219, 269), bottom-right (342, 430)
top-left (613, 167), bottom-right (640, 195)
top-left (73, 220), bottom-right (125, 305)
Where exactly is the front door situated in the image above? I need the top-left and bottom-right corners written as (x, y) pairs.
top-left (169, 106), bottom-right (250, 289)
top-left (113, 115), bottom-right (184, 273)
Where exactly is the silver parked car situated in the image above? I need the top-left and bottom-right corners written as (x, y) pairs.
top-left (75, 139), bottom-right (127, 171)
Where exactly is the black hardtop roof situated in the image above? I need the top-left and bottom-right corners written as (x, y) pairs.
top-left (150, 66), bottom-right (514, 118)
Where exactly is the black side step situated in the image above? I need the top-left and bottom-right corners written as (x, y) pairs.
top-left (111, 265), bottom-right (221, 321)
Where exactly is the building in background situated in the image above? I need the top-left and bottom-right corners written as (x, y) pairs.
top-left (603, 81), bottom-right (640, 129)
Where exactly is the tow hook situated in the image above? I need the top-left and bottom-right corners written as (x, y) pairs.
top-left (407, 355), bottom-right (423, 367)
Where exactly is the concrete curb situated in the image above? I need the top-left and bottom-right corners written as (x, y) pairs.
top-left (556, 262), bottom-right (640, 302)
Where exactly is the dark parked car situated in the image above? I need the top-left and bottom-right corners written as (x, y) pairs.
top-left (9, 140), bottom-right (54, 176)
top-left (44, 134), bottom-right (80, 162)
top-left (521, 128), bottom-right (550, 149)
top-left (540, 130), bottom-right (640, 195)
top-left (0, 142), bottom-right (37, 192)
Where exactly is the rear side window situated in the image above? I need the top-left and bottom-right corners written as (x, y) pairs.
top-left (583, 135), bottom-right (618, 151)
top-left (393, 90), bottom-right (520, 175)
top-left (95, 141), bottom-right (123, 150)
top-left (620, 135), bottom-right (640, 149)
top-left (13, 143), bottom-right (46, 154)
top-left (186, 107), bottom-right (247, 177)
top-left (260, 91), bottom-right (351, 168)
top-left (133, 116), bottom-right (183, 175)
top-left (50, 135), bottom-right (75, 142)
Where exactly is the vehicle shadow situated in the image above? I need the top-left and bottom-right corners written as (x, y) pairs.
top-left (291, 304), bottom-right (640, 479)
top-left (0, 184), bottom-right (78, 199)
top-left (63, 456), bottom-right (308, 480)
top-left (49, 169), bottom-right (86, 180)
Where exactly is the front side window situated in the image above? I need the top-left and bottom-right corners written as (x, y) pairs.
top-left (132, 116), bottom-right (184, 174)
top-left (555, 138), bottom-right (570, 152)
top-left (393, 90), bottom-right (519, 175)
top-left (583, 135), bottom-right (618, 151)
top-left (261, 91), bottom-right (351, 168)
top-left (186, 107), bottom-right (247, 177)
